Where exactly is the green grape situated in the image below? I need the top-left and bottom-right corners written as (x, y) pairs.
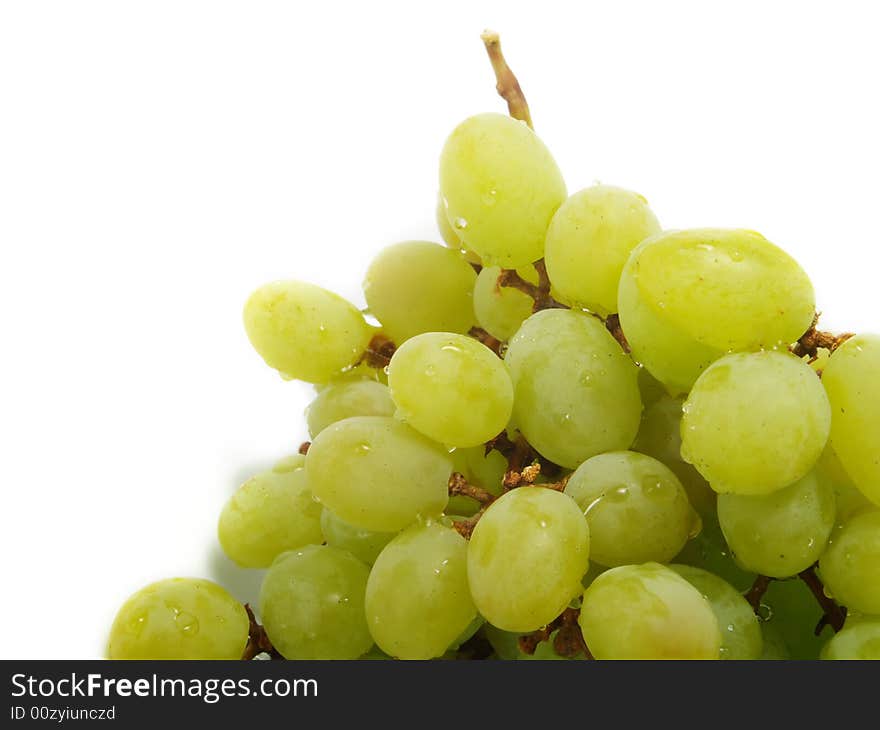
top-left (449, 446), bottom-right (507, 515)
top-left (472, 265), bottom-right (538, 341)
top-left (436, 194), bottom-right (482, 265)
top-left (762, 577), bottom-right (831, 659)
top-left (637, 366), bottom-right (669, 408)
top-left (717, 470), bottom-right (835, 578)
top-left (108, 578), bottom-right (249, 659)
top-left (439, 113), bottom-right (567, 268)
top-left (259, 545), bottom-right (372, 659)
top-left (681, 351), bottom-right (831, 495)
top-left (632, 394), bottom-right (716, 516)
top-left (564, 451), bottom-right (697, 567)
top-left (312, 360), bottom-right (388, 388)
top-left (363, 241), bottom-right (476, 343)
top-left (306, 379), bottom-right (395, 438)
top-left (544, 185), bottom-right (661, 315)
top-left (273, 453), bottom-right (305, 472)
top-left (673, 512), bottom-right (755, 592)
top-left (817, 445), bottom-right (874, 523)
top-left (218, 460), bottom-right (324, 569)
top-left (467, 487), bottom-right (589, 632)
top-left (305, 416), bottom-right (451, 532)
top-left (448, 614), bottom-right (485, 651)
top-left (822, 334), bottom-right (880, 505)
top-left (669, 564), bottom-right (763, 659)
top-left (821, 619), bottom-right (880, 659)
top-left (504, 309), bottom-right (642, 468)
top-left (759, 622), bottom-right (790, 659)
top-left (320, 508), bottom-right (395, 565)
top-left (579, 563), bottom-right (721, 660)
top-left (365, 520), bottom-right (476, 659)
top-left (243, 280), bottom-right (373, 384)
top-left (618, 229), bottom-right (815, 393)
top-left (819, 510), bottom-right (880, 614)
top-left (388, 332), bottom-right (513, 447)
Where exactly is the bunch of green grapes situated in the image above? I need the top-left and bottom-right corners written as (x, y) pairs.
top-left (107, 35), bottom-right (880, 662)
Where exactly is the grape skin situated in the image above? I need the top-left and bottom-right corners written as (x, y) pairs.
top-left (108, 578), bottom-right (249, 660)
top-left (320, 508), bottom-right (395, 566)
top-left (821, 619), bottom-right (880, 660)
top-left (306, 379), bottom-right (395, 439)
top-left (819, 510), bottom-right (880, 614)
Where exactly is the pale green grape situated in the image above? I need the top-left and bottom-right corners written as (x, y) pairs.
top-left (579, 563), bottom-right (721, 660)
top-left (759, 622), bottom-right (790, 659)
top-left (632, 395), bottom-right (716, 516)
top-left (638, 366), bottom-right (669, 408)
top-left (504, 309), bottom-right (642, 468)
top-left (618, 229), bottom-right (815, 393)
top-left (320, 508), bottom-right (395, 565)
top-left (388, 332), bottom-right (513, 447)
top-left (564, 451), bottom-right (697, 567)
top-left (218, 461), bottom-right (324, 569)
top-left (819, 510), bottom-right (880, 614)
top-left (467, 487), bottom-right (589, 632)
top-left (817, 444), bottom-right (874, 522)
top-left (681, 351), bottom-right (831, 495)
top-left (545, 185), bottom-right (660, 315)
top-left (437, 194), bottom-right (482, 266)
top-left (762, 577), bottom-right (831, 659)
top-left (673, 512), bottom-right (755, 592)
top-left (439, 113), bottom-right (567, 268)
top-left (273, 453), bottom-right (305, 472)
top-left (822, 334), bottom-right (880, 505)
top-left (365, 520), bottom-right (476, 659)
top-left (259, 545), bottom-right (372, 659)
top-left (449, 446), bottom-right (507, 515)
top-left (821, 618), bottom-right (880, 659)
top-left (306, 379), bottom-right (395, 438)
top-left (363, 241), bottom-right (476, 343)
top-left (243, 280), bottom-right (373, 384)
top-left (108, 578), bottom-right (249, 659)
top-left (306, 416), bottom-right (450, 532)
top-left (669, 564), bottom-right (763, 660)
top-left (472, 265), bottom-right (537, 341)
top-left (717, 470), bottom-right (835, 578)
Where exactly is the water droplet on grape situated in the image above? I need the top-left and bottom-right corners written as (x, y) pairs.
top-left (482, 189), bottom-right (498, 206)
top-left (607, 486), bottom-right (629, 502)
top-left (453, 217), bottom-right (468, 230)
top-left (175, 611), bottom-right (200, 636)
top-left (355, 442), bottom-right (371, 454)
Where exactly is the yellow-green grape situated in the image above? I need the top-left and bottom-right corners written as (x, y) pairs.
top-left (822, 334), bottom-right (880, 505)
top-left (449, 446), bottom-right (507, 516)
top-left (439, 113), bottom-right (567, 268)
top-left (545, 185), bottom-right (661, 315)
top-left (467, 487), bottom-right (589, 632)
top-left (578, 563), bottom-right (721, 660)
top-left (759, 622), bottom-right (790, 660)
top-left (681, 351), bottom-right (831, 495)
top-left (363, 241), bottom-right (476, 344)
top-left (107, 578), bottom-right (249, 659)
top-left (632, 395), bottom-right (716, 516)
top-left (259, 545), bottom-right (372, 659)
top-left (638, 366), bottom-right (669, 408)
top-left (717, 470), bottom-right (835, 578)
top-left (564, 451), bottom-right (697, 567)
top-left (669, 564), bottom-right (763, 660)
top-left (819, 510), bottom-right (880, 614)
top-left (273, 453), bottom-right (305, 471)
top-left (243, 280), bottom-right (373, 384)
top-left (673, 512), bottom-right (755, 592)
top-left (319, 508), bottom-right (395, 565)
top-left (306, 379), bottom-right (395, 438)
top-left (821, 619), bottom-right (880, 659)
top-left (817, 444), bottom-right (874, 522)
top-left (388, 333), bottom-right (513, 447)
top-left (618, 229), bottom-right (816, 394)
top-left (217, 461), bottom-right (324, 569)
top-left (306, 416), bottom-right (450, 532)
top-left (365, 521), bottom-right (476, 659)
top-left (762, 577), bottom-right (831, 659)
top-left (504, 309), bottom-right (642, 468)
top-left (436, 194), bottom-right (482, 265)
top-left (472, 265), bottom-right (537, 341)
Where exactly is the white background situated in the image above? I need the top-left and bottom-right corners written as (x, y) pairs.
top-left (1, 1), bottom-right (878, 659)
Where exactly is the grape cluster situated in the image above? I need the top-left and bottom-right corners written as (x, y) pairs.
top-left (107, 33), bottom-right (880, 661)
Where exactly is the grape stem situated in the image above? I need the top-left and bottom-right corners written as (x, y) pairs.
top-left (448, 472), bottom-right (497, 505)
top-left (497, 261), bottom-right (565, 313)
top-left (298, 441), bottom-right (310, 455)
top-left (790, 313), bottom-right (854, 364)
top-left (604, 313), bottom-right (631, 353)
top-left (798, 565), bottom-right (847, 634)
top-left (359, 332), bottom-right (397, 369)
top-left (241, 604), bottom-right (283, 660)
top-left (468, 326), bottom-right (505, 357)
top-left (519, 607), bottom-right (594, 659)
top-left (743, 574), bottom-right (773, 614)
top-left (481, 30), bottom-right (533, 129)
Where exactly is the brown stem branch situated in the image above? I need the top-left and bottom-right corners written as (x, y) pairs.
top-left (480, 30), bottom-right (533, 129)
top-left (359, 332), bottom-right (397, 369)
top-left (798, 565), bottom-right (847, 634)
top-left (604, 313), bottom-right (631, 353)
top-left (468, 326), bottom-right (505, 358)
top-left (448, 472), bottom-right (497, 505)
top-left (519, 607), bottom-right (592, 659)
top-left (497, 262), bottom-right (566, 313)
top-left (743, 575), bottom-right (773, 614)
top-left (298, 441), bottom-right (310, 455)
top-left (790, 313), bottom-right (854, 361)
top-left (241, 604), bottom-right (283, 660)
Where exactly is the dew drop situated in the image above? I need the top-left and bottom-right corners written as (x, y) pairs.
top-left (453, 217), bottom-right (469, 230)
top-left (175, 612), bottom-right (200, 636)
top-left (607, 486), bottom-right (629, 503)
top-left (355, 441), bottom-right (371, 455)
top-left (482, 189), bottom-right (498, 206)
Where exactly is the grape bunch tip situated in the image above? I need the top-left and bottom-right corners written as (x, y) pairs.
top-left (107, 31), bottom-right (880, 662)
